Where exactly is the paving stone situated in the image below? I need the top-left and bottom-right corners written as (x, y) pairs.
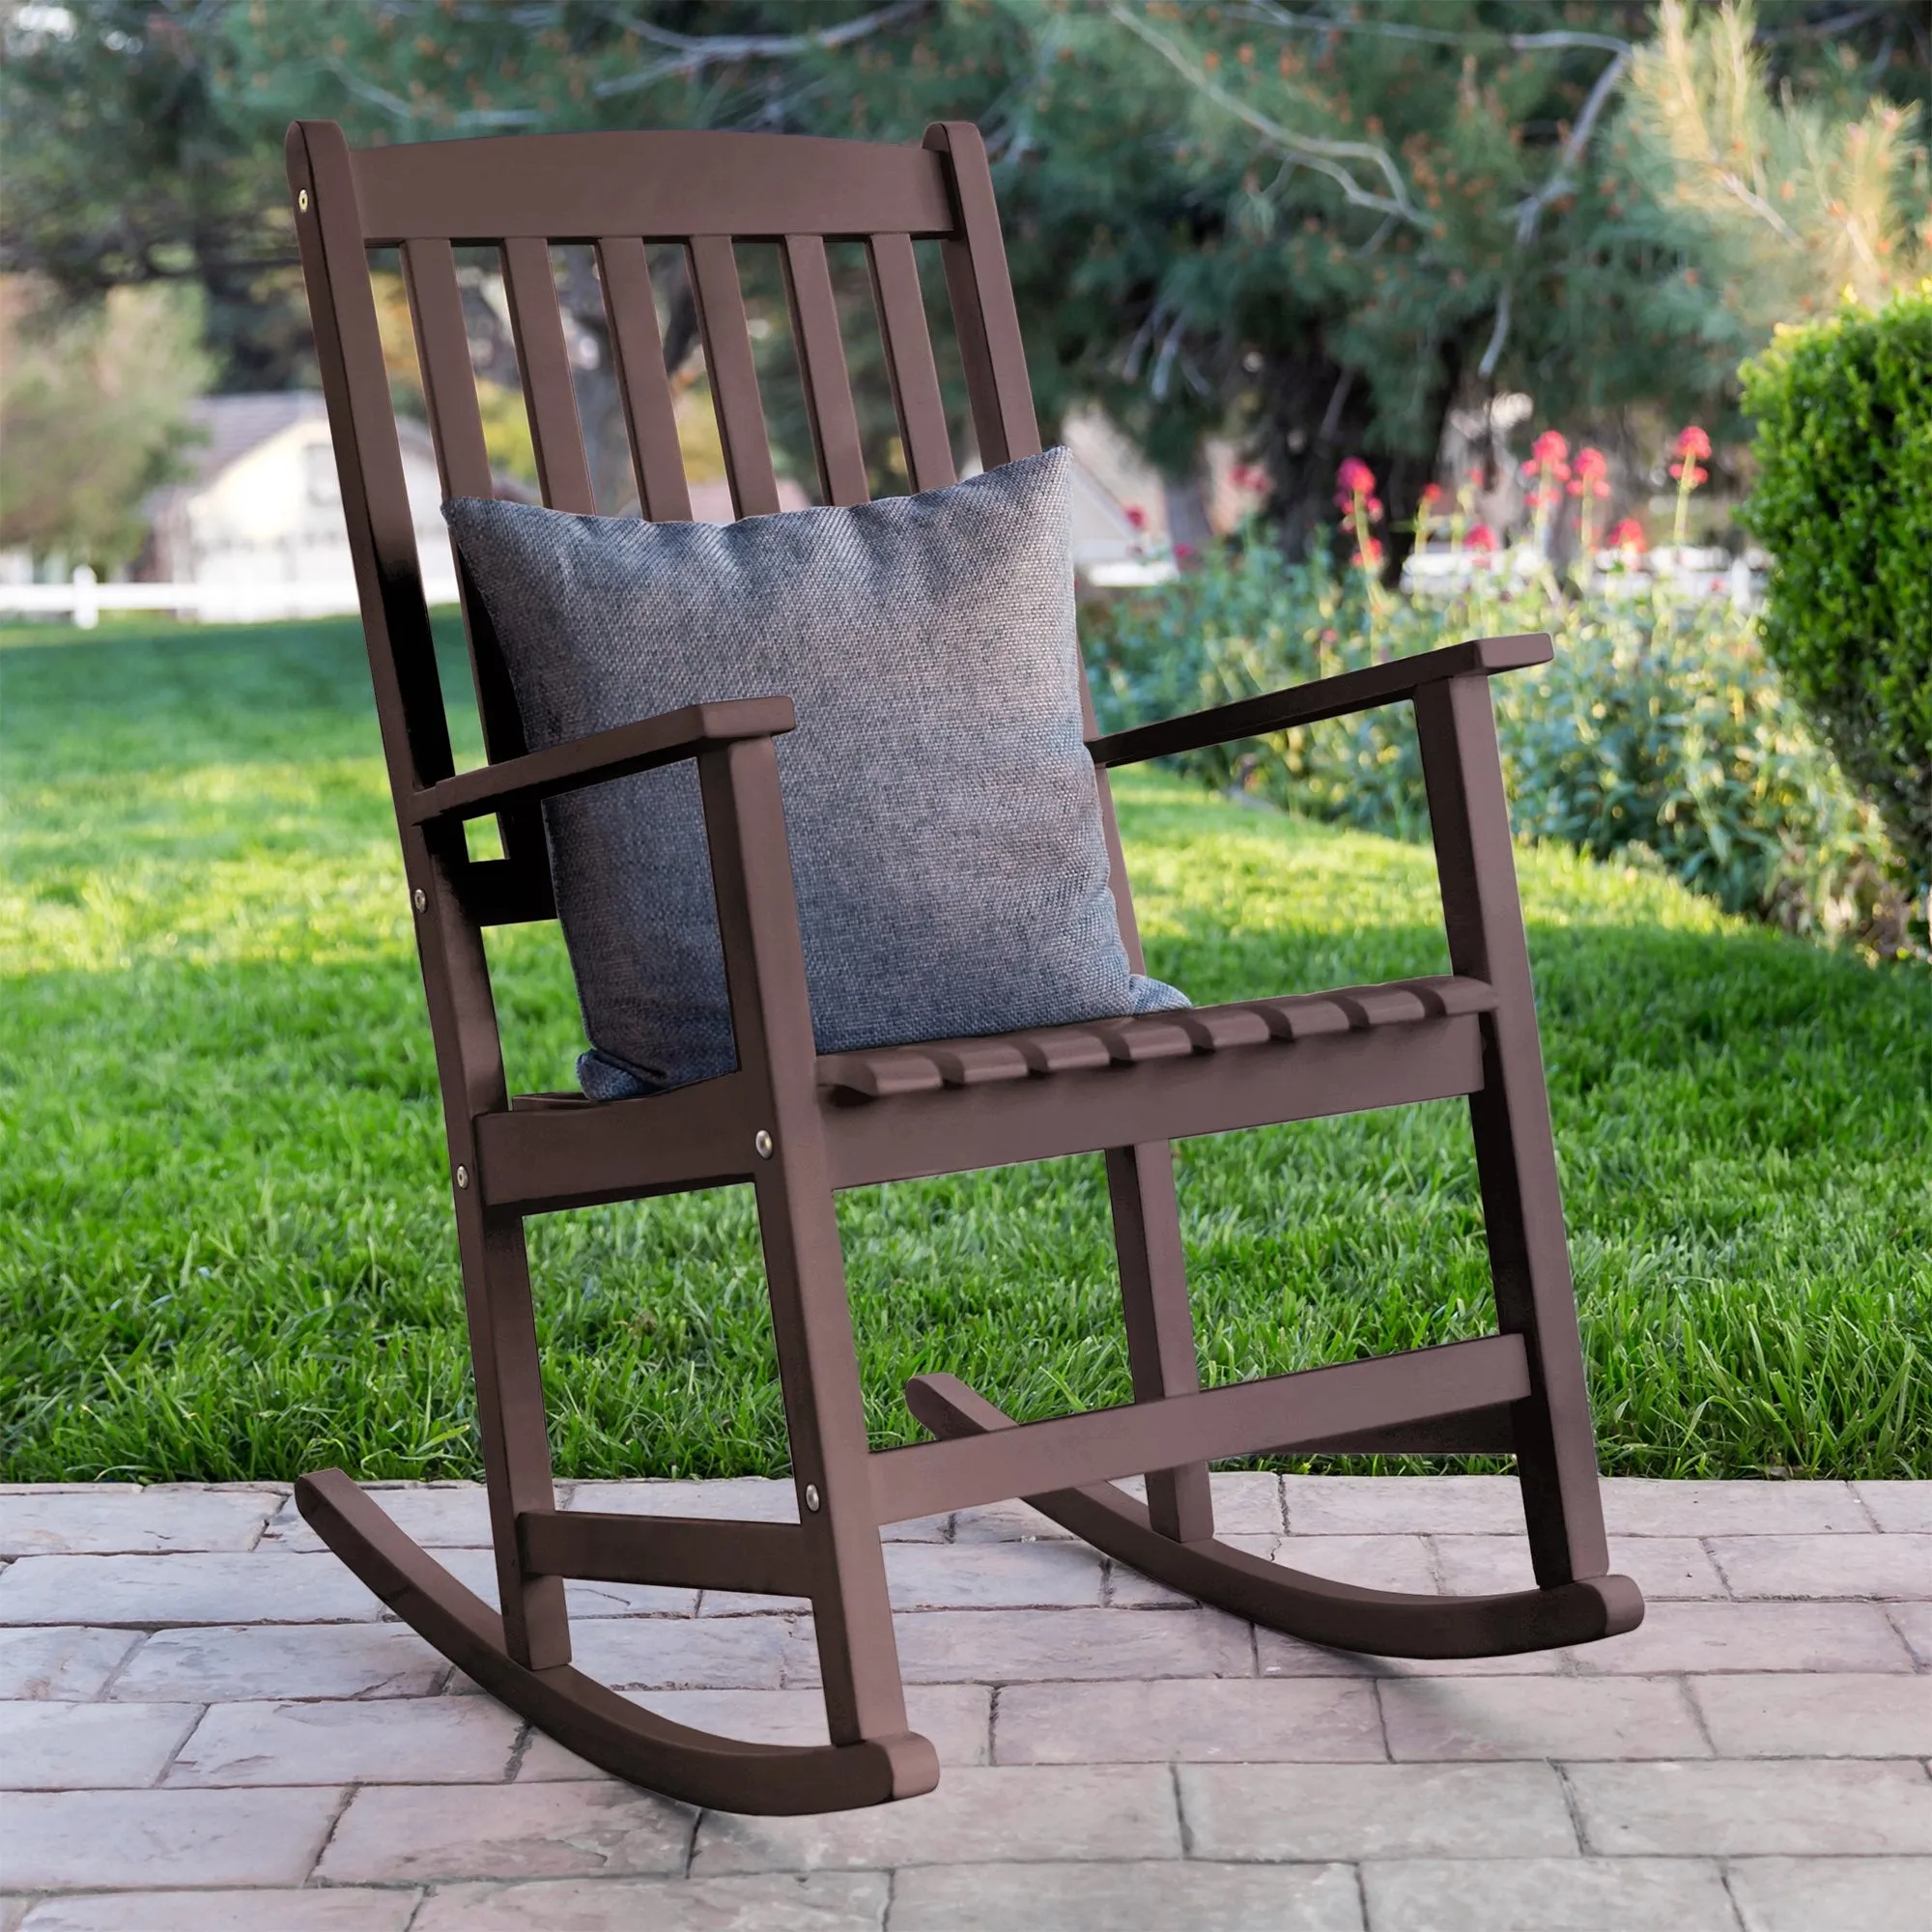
top-left (0, 1701), bottom-right (200, 1788)
top-left (948, 1499), bottom-right (1078, 1543)
top-left (890, 1859), bottom-right (1365, 1931)
top-left (1434, 1534), bottom-right (1726, 1600)
top-left (692, 1763), bottom-right (1180, 1873)
top-left (2, 1897), bottom-right (22, 1932)
top-left (0, 1490), bottom-right (275, 1558)
top-left (1888, 1602), bottom-right (1932, 1666)
top-left (1256, 1630), bottom-right (1565, 1679)
top-left (1690, 1672), bottom-right (1932, 1756)
top-left (166, 1696), bottom-right (523, 1785)
top-left (1726, 1856), bottom-right (1932, 1932)
top-left (316, 1777), bottom-right (691, 1881)
top-left (1568, 1759), bottom-right (1932, 1855)
top-left (782, 1607), bottom-right (1255, 1686)
top-left (0, 1627), bottom-right (139, 1699)
top-left (1600, 1479), bottom-right (1867, 1537)
top-left (261, 1483), bottom-right (496, 1551)
top-left (993, 1676), bottom-right (1384, 1764)
top-left (111, 1622), bottom-right (448, 1702)
top-left (1853, 1483), bottom-right (1932, 1534)
top-left (1360, 1857), bottom-right (1737, 1931)
top-left (1202, 1473), bottom-right (1287, 1537)
top-left (511, 1684), bottom-right (992, 1780)
top-left (18, 1890), bottom-right (421, 1931)
top-left (563, 1478), bottom-right (800, 1523)
top-left (1282, 1475), bottom-right (1526, 1536)
top-left (1178, 1761), bottom-right (1577, 1860)
top-left (0, 1553), bottom-right (383, 1627)
top-left (548, 1614), bottom-right (790, 1690)
top-left (1378, 1675), bottom-right (1708, 1760)
top-left (1710, 1533), bottom-right (1932, 1600)
top-left (408, 1873), bottom-right (889, 1931)
top-left (1566, 1599), bottom-right (1914, 1675)
top-left (0, 1787), bottom-right (344, 1889)
top-left (1102, 1536), bottom-right (1278, 1609)
top-left (429, 1546), bottom-right (696, 1618)
top-left (1265, 1535), bottom-right (1439, 1596)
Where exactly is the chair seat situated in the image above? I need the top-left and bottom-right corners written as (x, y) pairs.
top-left (816, 974), bottom-right (1498, 1102)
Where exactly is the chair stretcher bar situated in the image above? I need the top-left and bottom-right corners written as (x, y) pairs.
top-left (871, 1334), bottom-right (1531, 1525)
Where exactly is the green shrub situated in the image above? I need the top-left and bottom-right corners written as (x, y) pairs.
top-left (1740, 286), bottom-right (1932, 901)
top-left (1083, 543), bottom-right (1916, 952)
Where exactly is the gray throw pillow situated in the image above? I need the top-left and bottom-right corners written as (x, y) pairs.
top-left (443, 447), bottom-right (1186, 1098)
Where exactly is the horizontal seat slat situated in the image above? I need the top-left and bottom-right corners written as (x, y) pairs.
top-left (348, 130), bottom-right (956, 245)
top-left (816, 976), bottom-right (1495, 1101)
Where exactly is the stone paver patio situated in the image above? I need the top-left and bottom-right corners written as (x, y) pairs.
top-left (1, 1473), bottom-right (1927, 1929)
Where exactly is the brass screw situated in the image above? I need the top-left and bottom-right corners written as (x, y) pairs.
top-left (298, 188), bottom-right (309, 212)
top-left (803, 1483), bottom-right (821, 1513)
top-left (455, 1165), bottom-right (469, 1189)
top-left (412, 888), bottom-right (426, 912)
top-left (753, 1130), bottom-right (774, 1159)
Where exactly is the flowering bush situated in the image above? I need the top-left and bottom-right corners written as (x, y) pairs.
top-left (1084, 538), bottom-right (1918, 955)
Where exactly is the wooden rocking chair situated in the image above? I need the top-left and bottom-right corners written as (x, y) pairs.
top-left (285, 116), bottom-right (1641, 1816)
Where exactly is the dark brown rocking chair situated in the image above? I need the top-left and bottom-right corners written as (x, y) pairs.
top-left (286, 115), bottom-right (1641, 1816)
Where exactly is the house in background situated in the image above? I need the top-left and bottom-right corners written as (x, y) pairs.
top-left (120, 392), bottom-right (1166, 621)
top-left (142, 394), bottom-right (460, 619)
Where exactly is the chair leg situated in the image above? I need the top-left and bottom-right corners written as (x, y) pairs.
top-left (453, 1202), bottom-right (571, 1669)
top-left (1106, 1143), bottom-right (1214, 1543)
top-left (1416, 671), bottom-right (1613, 1587)
top-left (753, 1149), bottom-right (920, 1749)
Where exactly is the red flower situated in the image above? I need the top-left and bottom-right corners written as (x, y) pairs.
top-left (1334, 457), bottom-right (1378, 511)
top-left (1174, 541), bottom-right (1197, 563)
top-left (1124, 504), bottom-right (1148, 531)
top-left (1674, 424), bottom-right (1712, 460)
top-left (1609, 517), bottom-right (1646, 553)
top-left (1352, 535), bottom-right (1385, 568)
top-left (1231, 463), bottom-right (1269, 494)
top-left (1668, 458), bottom-right (1709, 486)
top-left (1567, 446), bottom-right (1609, 498)
top-left (1531, 429), bottom-right (1570, 469)
top-left (1464, 523), bottom-right (1497, 554)
top-left (1419, 482), bottom-right (1444, 507)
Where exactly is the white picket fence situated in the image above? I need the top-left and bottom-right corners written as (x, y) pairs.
top-left (0, 566), bottom-right (458, 628)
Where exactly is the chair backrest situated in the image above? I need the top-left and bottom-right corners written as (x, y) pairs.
top-left (287, 118), bottom-right (1141, 960)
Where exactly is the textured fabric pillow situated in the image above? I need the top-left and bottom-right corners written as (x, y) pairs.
top-left (443, 447), bottom-right (1186, 1098)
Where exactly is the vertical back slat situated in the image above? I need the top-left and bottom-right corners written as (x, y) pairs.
top-left (500, 237), bottom-right (598, 514)
top-left (688, 236), bottom-right (782, 518)
top-left (922, 122), bottom-right (1040, 471)
top-left (400, 239), bottom-right (494, 498)
top-left (866, 234), bottom-right (954, 493)
top-left (781, 235), bottom-right (868, 507)
top-left (403, 236), bottom-right (552, 906)
top-left (595, 238), bottom-right (694, 522)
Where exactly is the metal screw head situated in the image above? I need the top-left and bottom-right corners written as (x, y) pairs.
top-left (753, 1129), bottom-right (774, 1159)
top-left (412, 888), bottom-right (427, 913)
top-left (298, 188), bottom-right (309, 212)
top-left (455, 1165), bottom-right (469, 1190)
top-left (803, 1483), bottom-right (821, 1513)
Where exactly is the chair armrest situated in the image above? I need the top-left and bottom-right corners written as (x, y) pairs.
top-left (405, 696), bottom-right (796, 826)
top-left (1088, 634), bottom-right (1550, 770)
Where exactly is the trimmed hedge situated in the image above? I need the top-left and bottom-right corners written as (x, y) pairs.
top-left (1740, 287), bottom-right (1932, 896)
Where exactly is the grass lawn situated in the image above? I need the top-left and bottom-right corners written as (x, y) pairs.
top-left (2, 613), bottom-right (1927, 1484)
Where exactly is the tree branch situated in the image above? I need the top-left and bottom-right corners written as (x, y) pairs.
top-left (1108, 2), bottom-right (1426, 229)
top-left (594, 0), bottom-right (929, 97)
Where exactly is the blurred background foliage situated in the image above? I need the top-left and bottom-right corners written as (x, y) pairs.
top-left (4, 0), bottom-right (1928, 557)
